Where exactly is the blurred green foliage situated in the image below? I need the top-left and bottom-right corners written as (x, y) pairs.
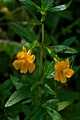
top-left (0, 0), bottom-right (80, 119)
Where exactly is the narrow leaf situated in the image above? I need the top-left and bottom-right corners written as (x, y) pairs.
top-left (10, 75), bottom-right (23, 89)
top-left (62, 36), bottom-right (76, 46)
top-left (41, 0), bottom-right (54, 8)
top-left (45, 61), bottom-right (55, 79)
top-left (49, 45), bottom-right (77, 54)
top-left (49, 0), bottom-right (72, 12)
top-left (31, 82), bottom-right (39, 91)
top-left (19, 0), bottom-right (41, 12)
top-left (46, 71), bottom-right (55, 79)
top-left (5, 86), bottom-right (30, 107)
top-left (53, 110), bottom-right (62, 120)
top-left (28, 40), bottom-right (39, 50)
top-left (45, 61), bottom-right (54, 75)
top-left (31, 109), bottom-right (44, 120)
top-left (45, 99), bottom-right (60, 106)
top-left (8, 22), bottom-right (36, 43)
top-left (57, 101), bottom-right (72, 111)
top-left (47, 110), bottom-right (62, 120)
top-left (44, 84), bottom-right (56, 95)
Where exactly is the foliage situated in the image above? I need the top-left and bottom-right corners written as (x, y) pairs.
top-left (0, 0), bottom-right (80, 120)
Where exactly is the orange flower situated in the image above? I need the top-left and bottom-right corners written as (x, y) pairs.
top-left (13, 46), bottom-right (35, 73)
top-left (54, 58), bottom-right (74, 83)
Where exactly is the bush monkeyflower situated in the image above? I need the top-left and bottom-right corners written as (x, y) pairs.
top-left (13, 46), bottom-right (35, 73)
top-left (54, 58), bottom-right (74, 83)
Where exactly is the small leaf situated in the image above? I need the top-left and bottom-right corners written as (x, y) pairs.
top-left (46, 71), bottom-right (55, 79)
top-left (21, 99), bottom-right (32, 104)
top-left (22, 104), bottom-right (30, 117)
top-left (47, 109), bottom-right (62, 120)
top-left (45, 47), bottom-right (58, 59)
top-left (57, 101), bottom-right (72, 111)
top-left (8, 22), bottom-right (36, 43)
top-left (2, 79), bottom-right (12, 89)
top-left (31, 82), bottom-right (39, 91)
top-left (41, 0), bottom-right (54, 9)
top-left (49, 45), bottom-right (77, 54)
top-left (5, 86), bottom-right (30, 107)
top-left (44, 61), bottom-right (55, 79)
top-left (28, 40), bottom-right (39, 50)
top-left (53, 110), bottom-right (62, 120)
top-left (19, 0), bottom-right (41, 12)
top-left (31, 109), bottom-right (44, 120)
top-left (45, 99), bottom-right (60, 106)
top-left (45, 61), bottom-right (54, 75)
top-left (49, 0), bottom-right (72, 12)
top-left (7, 116), bottom-right (19, 120)
top-left (62, 36), bottom-right (76, 46)
top-left (10, 75), bottom-right (23, 89)
top-left (44, 84), bottom-right (56, 95)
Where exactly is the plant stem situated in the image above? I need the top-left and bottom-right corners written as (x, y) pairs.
top-left (38, 16), bottom-right (45, 97)
top-left (39, 20), bottom-right (44, 74)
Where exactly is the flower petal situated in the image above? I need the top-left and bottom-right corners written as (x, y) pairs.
top-left (59, 72), bottom-right (67, 83)
top-left (17, 46), bottom-right (26, 59)
top-left (17, 51), bottom-right (25, 59)
top-left (20, 62), bottom-right (29, 73)
top-left (64, 69), bottom-right (74, 78)
top-left (54, 59), bottom-right (70, 72)
top-left (27, 55), bottom-right (35, 63)
top-left (22, 46), bottom-right (26, 53)
top-left (29, 63), bottom-right (35, 73)
top-left (27, 50), bottom-right (31, 55)
top-left (13, 60), bottom-right (23, 70)
top-left (54, 72), bottom-right (59, 81)
top-left (64, 58), bottom-right (70, 69)
top-left (54, 62), bottom-right (61, 71)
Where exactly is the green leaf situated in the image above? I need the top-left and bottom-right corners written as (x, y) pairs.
top-left (49, 45), bottom-right (77, 54)
top-left (45, 61), bottom-right (54, 75)
top-left (45, 47), bottom-right (58, 59)
top-left (62, 36), bottom-right (76, 46)
top-left (62, 103), bottom-right (80, 120)
top-left (45, 61), bottom-right (55, 79)
top-left (2, 79), bottom-right (12, 90)
top-left (44, 99), bottom-right (60, 106)
top-left (44, 84), bottom-right (56, 95)
top-left (7, 117), bottom-right (12, 120)
top-left (49, 0), bottom-right (72, 12)
top-left (8, 22), bottom-right (36, 43)
top-left (41, 0), bottom-right (54, 9)
top-left (28, 40), bottom-right (39, 50)
top-left (46, 71), bottom-right (55, 79)
top-left (21, 99), bottom-right (32, 104)
top-left (10, 75), bottom-right (23, 89)
top-left (31, 82), bottom-right (39, 91)
top-left (19, 0), bottom-right (41, 12)
top-left (31, 109), bottom-right (44, 120)
top-left (22, 104), bottom-right (31, 117)
top-left (57, 101), bottom-right (72, 111)
top-left (5, 86), bottom-right (31, 107)
top-left (47, 109), bottom-right (62, 120)
top-left (7, 116), bottom-right (19, 120)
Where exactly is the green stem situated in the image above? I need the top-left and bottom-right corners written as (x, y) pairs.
top-left (39, 21), bottom-right (44, 74)
top-left (38, 16), bottom-right (45, 97)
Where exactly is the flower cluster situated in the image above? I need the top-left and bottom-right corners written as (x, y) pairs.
top-left (54, 58), bottom-right (74, 83)
top-left (13, 46), bottom-right (74, 83)
top-left (13, 46), bottom-right (35, 73)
